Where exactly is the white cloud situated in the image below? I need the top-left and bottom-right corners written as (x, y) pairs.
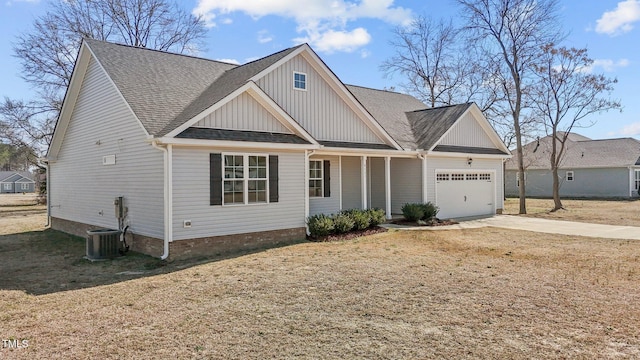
top-left (257, 30), bottom-right (273, 44)
top-left (5, 0), bottom-right (39, 5)
top-left (215, 58), bottom-right (241, 65)
top-left (221, 18), bottom-right (233, 25)
top-left (294, 27), bottom-right (371, 53)
top-left (192, 0), bottom-right (412, 52)
top-left (581, 58), bottom-right (630, 73)
top-left (596, 0), bottom-right (640, 35)
top-left (620, 122), bottom-right (640, 136)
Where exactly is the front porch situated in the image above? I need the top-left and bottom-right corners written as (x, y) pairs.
top-left (307, 153), bottom-right (426, 219)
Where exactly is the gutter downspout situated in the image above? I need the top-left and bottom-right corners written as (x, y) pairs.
top-left (152, 140), bottom-right (171, 260)
top-left (417, 153), bottom-right (428, 203)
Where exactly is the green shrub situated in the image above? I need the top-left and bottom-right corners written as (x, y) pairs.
top-left (368, 208), bottom-right (386, 227)
top-left (420, 202), bottom-right (439, 220)
top-left (342, 209), bottom-right (370, 230)
top-left (332, 213), bottom-right (355, 233)
top-left (401, 203), bottom-right (424, 222)
top-left (307, 214), bottom-right (334, 237)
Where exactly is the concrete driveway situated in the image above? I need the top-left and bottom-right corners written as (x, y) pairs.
top-left (386, 215), bottom-right (640, 240)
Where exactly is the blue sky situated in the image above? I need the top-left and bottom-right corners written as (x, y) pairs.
top-left (1, 0), bottom-right (639, 140)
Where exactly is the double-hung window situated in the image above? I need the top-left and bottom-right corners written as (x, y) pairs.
top-left (223, 154), bottom-right (268, 205)
top-left (309, 160), bottom-right (323, 197)
top-left (566, 171), bottom-right (574, 181)
top-left (3, 183), bottom-right (10, 190)
top-left (635, 169), bottom-right (640, 191)
top-left (21, 183), bottom-right (29, 190)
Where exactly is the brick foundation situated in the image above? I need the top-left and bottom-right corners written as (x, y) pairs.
top-left (51, 217), bottom-right (109, 238)
top-left (51, 217), bottom-right (306, 260)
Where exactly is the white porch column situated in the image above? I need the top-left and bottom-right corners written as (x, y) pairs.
top-left (421, 155), bottom-right (428, 203)
top-left (385, 156), bottom-right (392, 219)
top-left (339, 155), bottom-right (343, 211)
top-left (361, 156), bottom-right (368, 209)
top-left (304, 151), bottom-right (310, 230)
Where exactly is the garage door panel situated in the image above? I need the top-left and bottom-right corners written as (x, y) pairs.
top-left (436, 171), bottom-right (494, 219)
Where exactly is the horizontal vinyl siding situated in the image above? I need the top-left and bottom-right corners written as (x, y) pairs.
top-left (427, 157), bottom-right (504, 210)
top-left (341, 156), bottom-right (362, 210)
top-left (172, 148), bottom-right (306, 240)
top-left (369, 158), bottom-right (386, 210)
top-left (505, 168), bottom-right (630, 198)
top-left (440, 112), bottom-right (496, 148)
top-left (194, 92), bottom-right (291, 133)
top-left (50, 58), bottom-right (164, 238)
top-left (257, 54), bottom-right (383, 144)
top-left (309, 155), bottom-right (341, 216)
top-left (390, 158), bottom-right (422, 214)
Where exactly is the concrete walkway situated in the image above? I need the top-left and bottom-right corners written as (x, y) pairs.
top-left (384, 215), bottom-right (640, 240)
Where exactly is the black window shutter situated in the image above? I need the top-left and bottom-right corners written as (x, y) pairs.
top-left (323, 160), bottom-right (331, 197)
top-left (210, 153), bottom-right (222, 205)
top-left (269, 155), bottom-right (279, 203)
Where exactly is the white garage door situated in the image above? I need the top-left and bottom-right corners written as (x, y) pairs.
top-left (435, 171), bottom-right (494, 219)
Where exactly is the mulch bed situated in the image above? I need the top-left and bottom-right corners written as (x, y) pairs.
top-left (307, 226), bottom-right (388, 242)
top-left (391, 218), bottom-right (459, 227)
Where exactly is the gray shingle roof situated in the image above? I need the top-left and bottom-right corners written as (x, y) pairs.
top-left (345, 86), bottom-right (485, 152)
top-left (506, 133), bottom-right (640, 169)
top-left (406, 103), bottom-right (473, 150)
top-left (318, 140), bottom-right (396, 150)
top-left (85, 39), bottom-right (237, 136)
top-left (161, 45), bottom-right (302, 136)
top-left (433, 145), bottom-right (509, 155)
top-left (346, 85), bottom-right (427, 150)
top-left (85, 39), bottom-right (301, 137)
top-left (176, 128), bottom-right (310, 144)
top-left (84, 40), bottom-right (504, 153)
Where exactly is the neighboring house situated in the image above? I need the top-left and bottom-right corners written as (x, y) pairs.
top-left (0, 171), bottom-right (36, 194)
top-left (46, 39), bottom-right (511, 259)
top-left (505, 133), bottom-right (640, 198)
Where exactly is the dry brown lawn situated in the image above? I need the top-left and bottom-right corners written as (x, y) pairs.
top-left (1, 202), bottom-right (640, 359)
top-left (504, 197), bottom-right (640, 227)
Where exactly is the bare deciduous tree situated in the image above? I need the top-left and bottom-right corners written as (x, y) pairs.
top-left (457, 0), bottom-right (563, 214)
top-left (381, 16), bottom-right (475, 108)
top-left (1, 0), bottom-right (207, 155)
top-left (532, 44), bottom-right (621, 211)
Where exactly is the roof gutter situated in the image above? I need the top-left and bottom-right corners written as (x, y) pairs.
top-left (426, 150), bottom-right (512, 159)
top-left (151, 140), bottom-right (171, 260)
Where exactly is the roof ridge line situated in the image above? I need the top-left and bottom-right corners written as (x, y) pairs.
top-left (84, 38), bottom-right (240, 67)
top-left (406, 102), bottom-right (472, 113)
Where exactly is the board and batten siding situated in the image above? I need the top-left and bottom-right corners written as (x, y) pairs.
top-left (426, 157), bottom-right (504, 210)
top-left (341, 156), bottom-right (362, 210)
top-left (390, 158), bottom-right (423, 214)
top-left (50, 57), bottom-right (164, 238)
top-left (171, 147), bottom-right (306, 240)
top-left (257, 54), bottom-right (384, 144)
top-left (193, 91), bottom-right (291, 133)
top-left (309, 155), bottom-right (341, 216)
top-left (440, 112), bottom-right (496, 148)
